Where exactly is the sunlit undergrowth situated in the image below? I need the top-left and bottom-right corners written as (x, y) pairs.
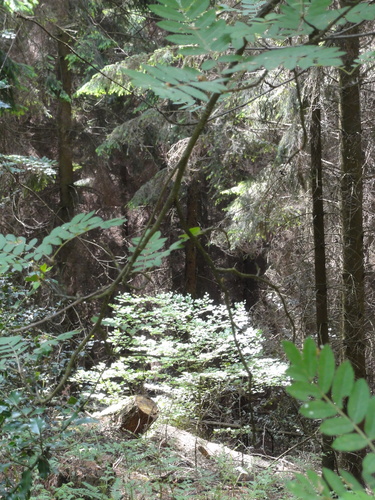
top-left (30, 424), bottom-right (291, 500)
top-left (73, 293), bottom-right (288, 437)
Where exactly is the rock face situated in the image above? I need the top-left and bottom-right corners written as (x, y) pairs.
top-left (95, 395), bottom-right (159, 435)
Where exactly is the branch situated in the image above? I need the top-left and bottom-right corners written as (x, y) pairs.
top-left (15, 0), bottom-right (284, 404)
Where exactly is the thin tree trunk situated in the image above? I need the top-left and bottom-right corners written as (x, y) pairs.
top-left (339, 21), bottom-right (366, 381)
top-left (184, 174), bottom-right (200, 297)
top-left (57, 29), bottom-right (74, 221)
top-left (338, 8), bottom-right (366, 483)
top-left (310, 68), bottom-right (335, 472)
top-left (310, 69), bottom-right (329, 348)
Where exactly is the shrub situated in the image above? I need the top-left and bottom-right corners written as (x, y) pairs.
top-left (74, 292), bottom-right (288, 436)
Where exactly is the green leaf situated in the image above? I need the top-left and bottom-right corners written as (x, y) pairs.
top-left (320, 416), bottom-right (354, 436)
top-left (151, 4), bottom-right (187, 21)
top-left (286, 381), bottom-right (322, 401)
top-left (25, 274), bottom-right (39, 282)
top-left (306, 469), bottom-right (331, 495)
top-left (300, 400), bottom-right (338, 419)
top-left (339, 469), bottom-right (365, 492)
top-left (157, 20), bottom-right (187, 33)
top-left (186, 0), bottom-right (210, 20)
top-left (287, 472), bottom-right (321, 500)
top-left (303, 337), bottom-right (318, 379)
top-left (285, 366), bottom-right (311, 382)
top-left (322, 468), bottom-right (347, 497)
top-left (283, 340), bottom-right (303, 365)
top-left (177, 84), bottom-right (209, 102)
top-left (5, 0), bottom-right (38, 14)
top-left (200, 60), bottom-right (217, 71)
top-left (194, 9), bottom-right (216, 29)
top-left (28, 417), bottom-right (45, 435)
top-left (37, 455), bottom-right (50, 479)
top-left (18, 469), bottom-right (33, 499)
top-left (362, 453), bottom-right (375, 489)
top-left (286, 469), bottom-right (331, 500)
top-left (345, 3), bottom-right (375, 23)
top-left (55, 330), bottom-right (80, 341)
top-left (332, 433), bottom-right (368, 452)
top-left (317, 344), bottom-right (335, 393)
top-left (180, 226), bottom-right (202, 241)
top-left (347, 378), bottom-right (370, 424)
top-left (332, 360), bottom-right (354, 409)
top-left (364, 397), bottom-right (375, 439)
top-left (166, 33), bottom-right (199, 45)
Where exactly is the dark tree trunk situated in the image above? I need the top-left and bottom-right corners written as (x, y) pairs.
top-left (310, 71), bottom-right (329, 348)
top-left (339, 22), bottom-right (366, 381)
top-left (310, 68), bottom-right (335, 472)
top-left (184, 173), bottom-right (200, 297)
top-left (57, 29), bottom-right (74, 221)
top-left (338, 9), bottom-right (366, 483)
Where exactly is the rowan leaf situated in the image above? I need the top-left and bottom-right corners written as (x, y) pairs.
top-left (322, 468), bottom-right (347, 497)
top-left (347, 378), bottom-right (370, 424)
top-left (364, 397), bottom-right (375, 439)
top-left (317, 344), bottom-right (335, 393)
top-left (286, 381), bottom-right (322, 401)
top-left (300, 400), bottom-right (338, 419)
top-left (332, 360), bottom-right (354, 409)
top-left (320, 417), bottom-right (354, 436)
top-left (302, 337), bottom-right (318, 379)
top-left (332, 433), bottom-right (368, 452)
top-left (283, 340), bottom-right (303, 365)
top-left (362, 453), bottom-right (375, 489)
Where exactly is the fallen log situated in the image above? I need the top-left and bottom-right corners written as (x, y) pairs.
top-left (94, 395), bottom-right (158, 435)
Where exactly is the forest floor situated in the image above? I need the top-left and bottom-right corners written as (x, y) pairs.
top-left (32, 415), bottom-right (312, 500)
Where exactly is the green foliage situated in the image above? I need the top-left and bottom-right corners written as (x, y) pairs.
top-left (0, 80), bottom-right (11, 109)
top-left (28, 425), bottom-right (285, 500)
top-left (66, 31), bottom-right (116, 75)
top-left (74, 292), bottom-right (287, 428)
top-left (129, 230), bottom-right (183, 271)
top-left (0, 153), bottom-right (56, 177)
top-left (284, 338), bottom-right (375, 499)
top-left (45, 74), bottom-right (71, 102)
top-left (0, 154), bottom-right (56, 198)
top-left (0, 211), bottom-right (124, 274)
top-left (4, 0), bottom-right (38, 14)
top-left (110, 0), bottom-right (375, 108)
top-left (0, 332), bottom-right (92, 499)
top-left (221, 171), bottom-right (301, 245)
top-left (96, 108), bottom-right (170, 158)
top-left (75, 54), bottom-right (148, 97)
top-left (0, 210), bottom-right (126, 498)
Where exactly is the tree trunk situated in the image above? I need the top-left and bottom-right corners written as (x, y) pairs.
top-left (310, 68), bottom-right (335, 472)
top-left (338, 8), bottom-right (366, 483)
top-left (184, 173), bottom-right (200, 297)
top-left (57, 29), bottom-right (74, 221)
top-left (310, 69), bottom-right (329, 348)
top-left (339, 20), bottom-right (366, 381)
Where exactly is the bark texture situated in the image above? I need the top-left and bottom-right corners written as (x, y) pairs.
top-left (184, 174), bottom-right (200, 297)
top-left (310, 69), bottom-right (335, 472)
top-left (339, 20), bottom-right (366, 380)
top-left (338, 6), bottom-right (366, 483)
top-left (97, 395), bottom-right (159, 435)
top-left (57, 28), bottom-right (74, 220)
top-left (310, 70), bottom-right (329, 347)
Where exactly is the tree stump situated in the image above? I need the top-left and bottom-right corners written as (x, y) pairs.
top-left (96, 395), bottom-right (159, 435)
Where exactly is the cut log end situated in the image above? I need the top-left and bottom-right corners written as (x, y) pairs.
top-left (117, 395), bottom-right (158, 435)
